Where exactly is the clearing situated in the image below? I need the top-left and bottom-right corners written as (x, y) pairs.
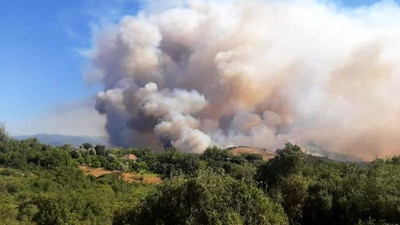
top-left (79, 165), bottom-right (162, 184)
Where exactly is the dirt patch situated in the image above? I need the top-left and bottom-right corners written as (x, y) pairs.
top-left (231, 146), bottom-right (275, 161)
top-left (79, 165), bottom-right (162, 184)
top-left (121, 173), bottom-right (162, 184)
top-left (79, 165), bottom-right (114, 177)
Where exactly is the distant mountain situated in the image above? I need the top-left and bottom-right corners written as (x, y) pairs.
top-left (304, 142), bottom-right (364, 162)
top-left (14, 134), bottom-right (110, 147)
top-left (227, 145), bottom-right (364, 162)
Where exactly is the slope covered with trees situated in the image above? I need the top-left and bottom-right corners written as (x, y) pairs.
top-left (1, 125), bottom-right (400, 225)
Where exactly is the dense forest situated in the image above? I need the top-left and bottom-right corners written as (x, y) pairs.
top-left (1, 124), bottom-right (400, 225)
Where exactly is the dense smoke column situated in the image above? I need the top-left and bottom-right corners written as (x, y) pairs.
top-left (89, 0), bottom-right (400, 159)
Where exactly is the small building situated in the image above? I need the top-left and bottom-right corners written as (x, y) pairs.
top-left (122, 154), bottom-right (138, 161)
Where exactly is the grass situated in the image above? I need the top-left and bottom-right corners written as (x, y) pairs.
top-left (79, 165), bottom-right (162, 184)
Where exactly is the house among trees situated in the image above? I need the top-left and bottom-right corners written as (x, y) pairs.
top-left (122, 153), bottom-right (138, 161)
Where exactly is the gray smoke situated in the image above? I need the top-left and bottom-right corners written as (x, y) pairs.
top-left (87, 0), bottom-right (400, 159)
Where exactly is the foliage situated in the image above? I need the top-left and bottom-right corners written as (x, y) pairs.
top-left (115, 170), bottom-right (288, 225)
top-left (95, 145), bottom-right (106, 156)
top-left (81, 143), bottom-right (93, 150)
top-left (257, 142), bottom-right (305, 187)
top-left (1, 131), bottom-right (400, 225)
top-left (0, 122), bottom-right (10, 142)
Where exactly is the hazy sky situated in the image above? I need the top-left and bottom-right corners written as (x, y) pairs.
top-left (0, 0), bottom-right (396, 136)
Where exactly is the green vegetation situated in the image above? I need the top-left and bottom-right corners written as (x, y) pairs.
top-left (1, 128), bottom-right (400, 224)
top-left (114, 170), bottom-right (288, 225)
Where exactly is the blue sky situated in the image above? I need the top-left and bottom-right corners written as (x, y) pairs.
top-left (0, 0), bottom-right (140, 135)
top-left (0, 0), bottom-right (395, 136)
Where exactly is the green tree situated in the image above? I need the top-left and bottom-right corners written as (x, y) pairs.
top-left (0, 122), bottom-right (9, 142)
top-left (274, 175), bottom-right (308, 225)
top-left (95, 145), bottom-right (106, 156)
top-left (115, 170), bottom-right (288, 225)
top-left (70, 149), bottom-right (81, 159)
top-left (107, 154), bottom-right (116, 162)
top-left (81, 143), bottom-right (93, 150)
top-left (257, 142), bottom-right (305, 187)
top-left (200, 146), bottom-right (232, 161)
top-left (33, 195), bottom-right (77, 225)
top-left (88, 148), bottom-right (97, 155)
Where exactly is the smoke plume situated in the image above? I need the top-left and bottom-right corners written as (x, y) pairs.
top-left (88, 0), bottom-right (400, 159)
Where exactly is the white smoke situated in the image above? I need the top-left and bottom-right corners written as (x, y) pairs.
top-left (88, 0), bottom-right (400, 159)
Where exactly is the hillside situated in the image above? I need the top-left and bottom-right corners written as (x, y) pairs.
top-left (1, 135), bottom-right (400, 224)
top-left (229, 146), bottom-right (276, 161)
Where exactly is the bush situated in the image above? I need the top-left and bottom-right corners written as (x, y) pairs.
top-left (0, 122), bottom-right (10, 142)
top-left (107, 154), bottom-right (116, 162)
top-left (81, 143), bottom-right (93, 150)
top-left (115, 170), bottom-right (288, 225)
top-left (257, 142), bottom-right (305, 187)
top-left (88, 148), bottom-right (97, 156)
top-left (95, 145), bottom-right (106, 156)
top-left (70, 149), bottom-right (81, 159)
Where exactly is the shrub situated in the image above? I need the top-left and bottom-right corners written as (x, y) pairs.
top-left (114, 170), bottom-right (289, 225)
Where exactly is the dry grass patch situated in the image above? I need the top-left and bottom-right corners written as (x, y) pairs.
top-left (79, 165), bottom-right (114, 177)
top-left (79, 165), bottom-right (162, 184)
top-left (121, 173), bottom-right (162, 184)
